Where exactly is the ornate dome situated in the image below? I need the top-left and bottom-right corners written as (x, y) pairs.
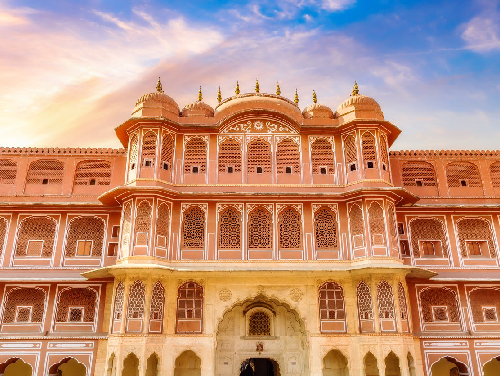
top-left (131, 78), bottom-right (180, 119)
top-left (335, 82), bottom-right (384, 121)
top-left (302, 92), bottom-right (333, 119)
top-left (182, 101), bottom-right (214, 117)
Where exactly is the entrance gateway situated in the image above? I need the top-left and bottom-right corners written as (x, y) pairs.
top-left (240, 358), bottom-right (280, 376)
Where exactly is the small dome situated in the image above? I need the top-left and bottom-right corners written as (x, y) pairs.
top-left (131, 78), bottom-right (180, 119)
top-left (182, 101), bottom-right (214, 117)
top-left (335, 82), bottom-right (384, 122)
top-left (302, 103), bottom-right (333, 119)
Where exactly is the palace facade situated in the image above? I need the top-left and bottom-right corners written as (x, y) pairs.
top-left (0, 80), bottom-right (499, 376)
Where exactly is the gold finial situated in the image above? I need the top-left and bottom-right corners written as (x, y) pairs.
top-left (276, 82), bottom-right (281, 96)
top-left (313, 90), bottom-right (317, 104)
top-left (198, 86), bottom-right (203, 102)
top-left (235, 81), bottom-right (240, 95)
top-left (255, 78), bottom-right (260, 93)
top-left (217, 86), bottom-right (222, 103)
top-left (351, 80), bottom-right (359, 96)
top-left (294, 88), bottom-right (299, 104)
top-left (156, 77), bottom-right (163, 93)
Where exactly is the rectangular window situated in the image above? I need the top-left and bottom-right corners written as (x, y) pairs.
top-left (466, 240), bottom-right (487, 257)
top-left (350, 163), bottom-right (356, 172)
top-left (26, 240), bottom-right (44, 256)
top-left (257, 166), bottom-right (263, 174)
top-left (320, 167), bottom-right (327, 175)
top-left (352, 234), bottom-right (364, 248)
top-left (68, 307), bottom-right (84, 322)
top-left (107, 243), bottom-right (118, 256)
top-left (432, 306), bottom-right (449, 322)
top-left (15, 306), bottom-right (32, 322)
top-left (76, 240), bottom-right (92, 256)
top-left (144, 159), bottom-right (152, 167)
top-left (397, 223), bottom-right (405, 235)
top-left (400, 240), bottom-right (410, 256)
top-left (191, 166), bottom-right (199, 174)
top-left (227, 166), bottom-right (233, 173)
top-left (136, 232), bottom-right (148, 246)
top-left (162, 161), bottom-right (169, 171)
top-left (415, 180), bottom-right (423, 186)
top-left (111, 225), bottom-right (120, 238)
top-left (460, 180), bottom-right (467, 187)
top-left (285, 166), bottom-right (292, 174)
top-left (366, 161), bottom-right (374, 169)
top-left (483, 307), bottom-right (498, 322)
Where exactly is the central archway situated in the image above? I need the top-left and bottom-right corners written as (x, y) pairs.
top-left (215, 294), bottom-right (308, 376)
top-left (240, 358), bottom-right (280, 376)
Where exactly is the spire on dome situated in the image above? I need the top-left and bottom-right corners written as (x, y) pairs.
top-left (156, 77), bottom-right (163, 93)
top-left (351, 81), bottom-right (359, 96)
top-left (294, 89), bottom-right (299, 104)
top-left (235, 81), bottom-right (240, 95)
top-left (198, 86), bottom-right (203, 102)
top-left (313, 90), bottom-right (317, 104)
top-left (276, 82), bottom-right (281, 96)
top-left (217, 86), bottom-right (222, 103)
top-left (255, 79), bottom-right (260, 93)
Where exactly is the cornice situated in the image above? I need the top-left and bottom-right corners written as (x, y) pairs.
top-left (0, 147), bottom-right (125, 156)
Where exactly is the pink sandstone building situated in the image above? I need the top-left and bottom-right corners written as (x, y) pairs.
top-left (0, 79), bottom-right (498, 376)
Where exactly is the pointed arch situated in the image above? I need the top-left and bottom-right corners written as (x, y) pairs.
top-left (313, 206), bottom-right (338, 250)
top-left (127, 280), bottom-right (145, 320)
top-left (141, 131), bottom-right (157, 167)
top-left (145, 353), bottom-right (159, 376)
top-left (149, 281), bottom-right (165, 333)
top-left (155, 202), bottom-right (170, 250)
top-left (122, 353), bottom-right (139, 376)
top-left (176, 282), bottom-right (203, 334)
top-left (14, 216), bottom-right (57, 257)
top-left (419, 287), bottom-right (460, 323)
top-left (319, 282), bottom-right (346, 333)
top-left (218, 206), bottom-right (241, 249)
top-left (2, 287), bottom-right (46, 323)
top-left (379, 135), bottom-right (389, 168)
top-left (181, 206), bottom-right (205, 249)
top-left (322, 349), bottom-right (348, 376)
top-left (364, 352), bottom-right (380, 376)
top-left (112, 282), bottom-right (125, 321)
top-left (247, 138), bottom-right (272, 174)
top-left (55, 287), bottom-right (97, 323)
top-left (160, 133), bottom-right (174, 172)
top-left (248, 206), bottom-right (273, 249)
top-left (361, 132), bottom-right (377, 165)
top-left (134, 201), bottom-right (152, 247)
top-left (174, 351), bottom-right (201, 376)
top-left (384, 351), bottom-right (401, 376)
top-left (218, 138), bottom-right (242, 173)
top-left (409, 217), bottom-right (450, 258)
top-left (357, 281), bottom-right (374, 320)
top-left (128, 133), bottom-right (139, 178)
top-left (349, 204), bottom-right (364, 248)
top-left (377, 281), bottom-right (395, 319)
top-left (456, 217), bottom-right (496, 258)
top-left (184, 137), bottom-right (207, 174)
top-left (120, 203), bottom-right (132, 257)
top-left (278, 206), bottom-right (302, 249)
top-left (343, 134), bottom-right (357, 171)
top-left (276, 138), bottom-right (300, 174)
top-left (368, 202), bottom-right (386, 246)
top-left (311, 138), bottom-right (335, 175)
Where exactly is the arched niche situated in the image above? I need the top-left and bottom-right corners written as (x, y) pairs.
top-left (430, 357), bottom-right (469, 376)
top-left (174, 350), bottom-right (201, 376)
top-left (322, 350), bottom-right (348, 376)
top-left (122, 353), bottom-right (139, 376)
top-left (0, 358), bottom-right (32, 376)
top-left (364, 352), bottom-right (379, 376)
top-left (48, 357), bottom-right (86, 376)
top-left (484, 356), bottom-right (500, 376)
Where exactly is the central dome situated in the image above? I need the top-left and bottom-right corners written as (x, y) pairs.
top-left (131, 78), bottom-right (180, 119)
top-left (335, 82), bottom-right (384, 122)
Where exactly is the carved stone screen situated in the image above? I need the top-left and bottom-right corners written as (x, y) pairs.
top-left (362, 133), bottom-right (377, 163)
top-left (409, 218), bottom-right (449, 257)
top-left (343, 135), bottom-right (357, 168)
top-left (113, 282), bottom-right (125, 320)
top-left (276, 138), bottom-right (300, 174)
top-left (120, 203), bottom-right (132, 256)
top-left (150, 281), bottom-right (165, 321)
top-left (377, 281), bottom-right (395, 319)
top-left (469, 288), bottom-right (500, 322)
top-left (446, 162), bottom-right (482, 187)
top-left (368, 203), bottom-right (386, 246)
top-left (278, 207), bottom-right (302, 249)
top-left (249, 312), bottom-right (271, 336)
top-left (0, 159), bottom-right (17, 184)
top-left (456, 218), bottom-right (495, 258)
top-left (420, 287), bottom-right (460, 322)
top-left (218, 207), bottom-right (241, 249)
top-left (141, 132), bottom-right (157, 166)
top-left (357, 282), bottom-right (374, 320)
top-left (314, 207), bottom-right (338, 249)
top-left (181, 207), bottom-right (205, 249)
top-left (218, 139), bottom-right (242, 173)
top-left (349, 205), bottom-right (364, 248)
top-left (311, 138), bottom-right (335, 175)
top-left (65, 216), bottom-right (105, 257)
top-left (15, 216), bottom-right (57, 257)
top-left (128, 134), bottom-right (139, 172)
top-left (55, 288), bottom-right (97, 322)
top-left (387, 204), bottom-right (398, 247)
top-left (490, 162), bottom-right (500, 188)
top-left (74, 160), bottom-right (111, 186)
top-left (248, 207), bottom-right (272, 249)
top-left (398, 282), bottom-right (408, 320)
top-left (155, 203), bottom-right (170, 249)
top-left (134, 201), bottom-right (152, 246)
top-left (127, 280), bottom-right (146, 319)
top-left (2, 287), bottom-right (45, 323)
top-left (184, 137), bottom-right (207, 173)
top-left (401, 161), bottom-right (437, 187)
top-left (247, 139), bottom-right (272, 174)
top-left (160, 134), bottom-right (174, 170)
top-left (0, 217), bottom-right (7, 257)
top-left (379, 135), bottom-right (389, 167)
top-left (26, 159), bottom-right (64, 185)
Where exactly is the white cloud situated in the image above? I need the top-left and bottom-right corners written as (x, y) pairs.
top-left (461, 16), bottom-right (500, 52)
top-left (320, 0), bottom-right (356, 12)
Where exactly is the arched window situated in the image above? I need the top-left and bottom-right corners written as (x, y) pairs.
top-left (2, 287), bottom-right (46, 323)
top-left (218, 207), bottom-right (241, 249)
top-left (160, 133), bottom-right (174, 172)
top-left (247, 139), bottom-right (272, 174)
top-left (0, 159), bottom-right (17, 184)
top-left (278, 207), bottom-right (302, 249)
top-left (248, 207), bottom-right (273, 249)
top-left (0, 217), bottom-right (8, 257)
top-left (181, 206), bottom-right (205, 249)
top-left (368, 202), bottom-right (386, 246)
top-left (26, 159), bottom-right (64, 185)
top-left (401, 161), bottom-right (437, 187)
top-left (276, 138), bottom-right (300, 174)
top-left (319, 282), bottom-right (345, 332)
top-left (409, 218), bottom-right (450, 258)
top-left (357, 282), bottom-right (374, 320)
top-left (420, 287), bottom-right (460, 322)
top-left (184, 137), bottom-right (207, 174)
top-left (248, 311), bottom-right (271, 336)
top-left (146, 353), bottom-right (159, 376)
top-left (385, 352), bottom-right (401, 376)
top-left (379, 135), bottom-right (389, 169)
top-left (176, 282), bottom-right (203, 333)
top-left (64, 216), bottom-right (105, 257)
top-left (218, 138), bottom-right (242, 173)
top-left (141, 131), bottom-right (157, 167)
top-left (128, 134), bottom-right (139, 173)
top-left (446, 161), bottom-right (482, 188)
top-left (364, 352), bottom-right (380, 376)
top-left (343, 135), bottom-right (357, 171)
top-left (127, 280), bottom-right (145, 319)
top-left (150, 281), bottom-right (165, 332)
top-left (456, 218), bottom-right (496, 258)
top-left (55, 287), bottom-right (97, 323)
top-left (73, 160), bottom-right (111, 186)
top-left (113, 282), bottom-right (124, 320)
top-left (134, 201), bottom-right (152, 247)
top-left (311, 138), bottom-right (334, 175)
top-left (490, 162), bottom-right (500, 188)
top-left (15, 216), bottom-right (57, 257)
top-left (377, 280), bottom-right (395, 319)
top-left (314, 207), bottom-right (338, 250)
top-left (349, 204), bottom-right (364, 248)
top-left (323, 350), bottom-right (348, 376)
top-left (155, 202), bottom-right (170, 249)
top-left (120, 203), bottom-right (132, 257)
top-left (469, 288), bottom-right (500, 323)
top-left (387, 204), bottom-right (398, 247)
top-left (398, 282), bottom-right (408, 320)
top-left (362, 132), bottom-right (377, 167)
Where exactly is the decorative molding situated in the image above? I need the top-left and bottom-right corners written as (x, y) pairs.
top-left (276, 203), bottom-right (302, 216)
top-left (218, 135), bottom-right (243, 146)
top-left (312, 203), bottom-right (338, 214)
top-left (275, 135), bottom-right (300, 145)
top-left (221, 120), bottom-right (297, 134)
top-left (183, 135), bottom-right (209, 147)
top-left (217, 203), bottom-right (244, 220)
top-left (290, 288), bottom-right (303, 302)
top-left (181, 203), bottom-right (208, 215)
top-left (219, 289), bottom-right (232, 302)
top-left (245, 135), bottom-right (272, 146)
top-left (309, 136), bottom-right (334, 147)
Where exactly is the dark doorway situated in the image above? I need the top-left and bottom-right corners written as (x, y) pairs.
top-left (240, 358), bottom-right (280, 376)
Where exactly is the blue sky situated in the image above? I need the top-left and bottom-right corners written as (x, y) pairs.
top-left (0, 0), bottom-right (499, 149)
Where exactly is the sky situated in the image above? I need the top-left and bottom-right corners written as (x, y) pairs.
top-left (0, 0), bottom-right (499, 150)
